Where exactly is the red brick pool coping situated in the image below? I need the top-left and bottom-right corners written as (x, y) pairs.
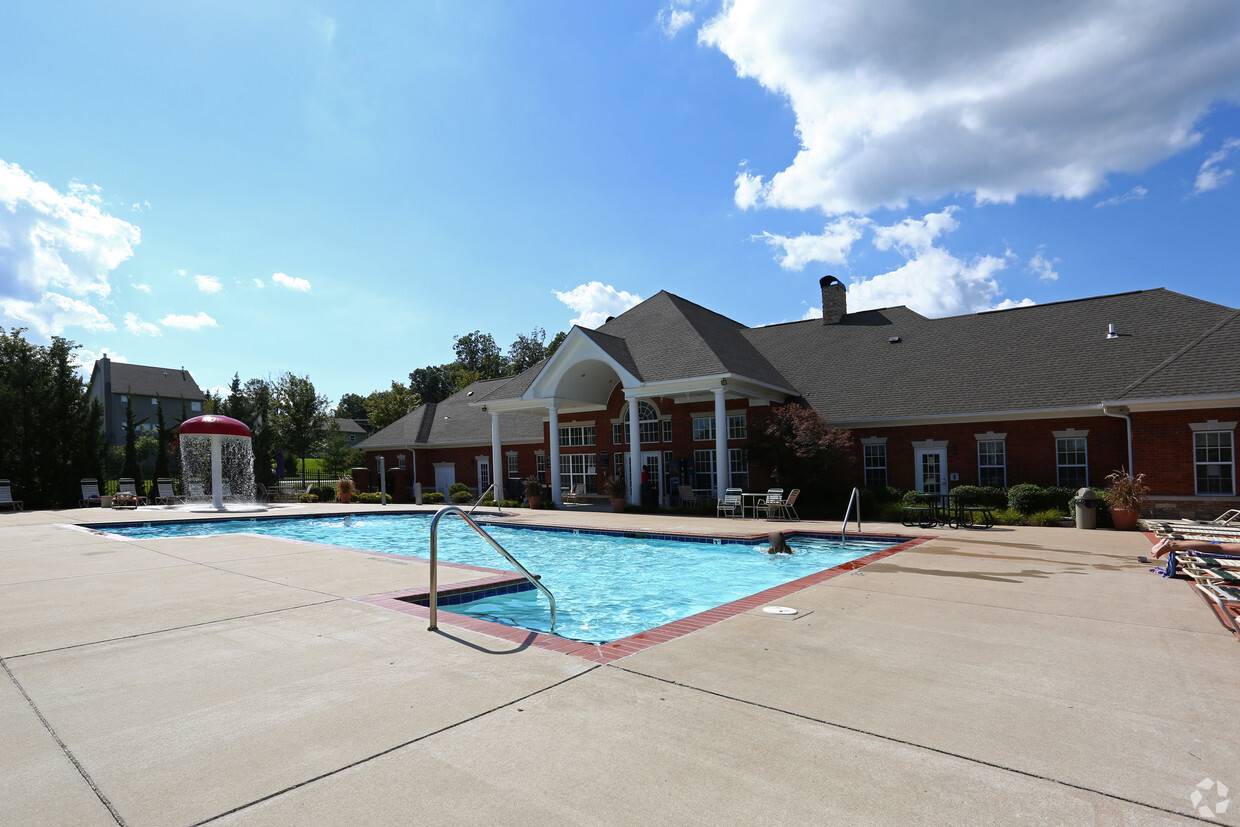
top-left (355, 531), bottom-right (933, 664)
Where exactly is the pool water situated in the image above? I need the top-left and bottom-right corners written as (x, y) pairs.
top-left (104, 514), bottom-right (893, 642)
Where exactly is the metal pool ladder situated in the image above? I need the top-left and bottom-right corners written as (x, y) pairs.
top-left (427, 505), bottom-right (557, 633)
top-left (840, 487), bottom-right (862, 543)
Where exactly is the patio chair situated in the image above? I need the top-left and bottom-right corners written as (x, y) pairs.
top-left (677, 485), bottom-right (699, 508)
top-left (769, 488), bottom-right (801, 521)
top-left (186, 481), bottom-right (207, 502)
top-left (117, 478), bottom-right (148, 506)
top-left (0, 479), bottom-right (24, 511)
top-left (80, 478), bottom-right (102, 507)
top-left (717, 488), bottom-right (742, 518)
top-left (758, 488), bottom-right (785, 520)
top-left (1191, 580), bottom-right (1240, 637)
top-left (563, 483), bottom-right (587, 504)
top-left (154, 478), bottom-right (182, 505)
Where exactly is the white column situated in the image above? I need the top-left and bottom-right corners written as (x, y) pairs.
top-left (628, 396), bottom-right (641, 505)
top-left (489, 412), bottom-right (502, 501)
top-left (548, 401), bottom-right (562, 506)
top-left (714, 387), bottom-right (730, 496)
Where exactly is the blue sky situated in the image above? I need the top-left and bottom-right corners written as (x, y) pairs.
top-left (2, 1), bottom-right (1238, 407)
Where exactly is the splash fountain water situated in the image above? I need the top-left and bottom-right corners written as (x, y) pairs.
top-left (178, 415), bottom-right (265, 512)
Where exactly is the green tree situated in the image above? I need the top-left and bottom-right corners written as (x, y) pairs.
top-left (272, 373), bottom-right (329, 476)
top-left (453, 330), bottom-right (506, 377)
top-left (120, 393), bottom-right (146, 494)
top-left (335, 392), bottom-right (368, 421)
top-left (409, 364), bottom-right (457, 405)
top-left (320, 422), bottom-right (364, 476)
top-left (364, 381), bottom-right (418, 431)
top-left (508, 327), bottom-right (549, 373)
top-left (151, 402), bottom-right (171, 487)
top-left (546, 330), bottom-right (567, 358)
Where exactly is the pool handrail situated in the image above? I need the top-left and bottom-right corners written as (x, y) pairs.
top-left (427, 505), bottom-right (557, 633)
top-left (841, 486), bottom-right (861, 544)
top-left (467, 482), bottom-right (502, 517)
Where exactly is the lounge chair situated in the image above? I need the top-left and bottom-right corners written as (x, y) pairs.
top-left (1191, 580), bottom-right (1240, 637)
top-left (757, 488), bottom-right (785, 520)
top-left (155, 478), bottom-right (182, 505)
top-left (80, 478), bottom-right (102, 507)
top-left (717, 487), bottom-right (742, 518)
top-left (563, 483), bottom-right (587, 504)
top-left (117, 478), bottom-right (148, 506)
top-left (186, 481), bottom-right (207, 502)
top-left (0, 479), bottom-right (24, 511)
top-left (677, 485), bottom-right (699, 508)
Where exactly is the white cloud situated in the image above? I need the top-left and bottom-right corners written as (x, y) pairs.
top-left (159, 311), bottom-right (218, 330)
top-left (700, 1), bottom-right (1240, 214)
top-left (272, 271), bottom-right (312, 292)
top-left (252, 278), bottom-right (265, 288)
top-left (0, 292), bottom-right (114, 335)
top-left (132, 282), bottom-right (152, 293)
top-left (123, 312), bottom-right (162, 337)
top-left (658, 8), bottom-right (695, 37)
top-left (72, 347), bottom-right (126, 375)
top-left (1194, 137), bottom-right (1240, 194)
top-left (761, 215), bottom-right (870, 270)
top-left (553, 281), bottom-right (643, 328)
top-left (1095, 185), bottom-right (1148, 207)
top-left (194, 274), bottom-right (223, 293)
top-left (838, 210), bottom-right (1029, 317)
top-left (1028, 249), bottom-right (1060, 282)
top-left (0, 159), bottom-right (140, 337)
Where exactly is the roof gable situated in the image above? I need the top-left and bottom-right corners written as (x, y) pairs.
top-left (90, 359), bottom-right (205, 401)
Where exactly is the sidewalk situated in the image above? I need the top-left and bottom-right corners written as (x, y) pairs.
top-left (2, 504), bottom-right (1236, 824)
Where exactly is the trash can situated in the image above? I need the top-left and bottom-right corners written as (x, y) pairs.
top-left (1074, 487), bottom-right (1097, 530)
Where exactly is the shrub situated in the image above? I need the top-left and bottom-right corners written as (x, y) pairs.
top-left (1006, 483), bottom-right (1044, 515)
top-left (451, 490), bottom-right (473, 504)
top-left (1027, 508), bottom-right (1067, 527)
top-left (310, 485), bottom-right (335, 503)
top-left (948, 485), bottom-right (1007, 508)
top-left (991, 507), bottom-right (1026, 526)
top-left (355, 492), bottom-right (382, 504)
top-left (422, 491), bottom-right (445, 504)
top-left (448, 482), bottom-right (469, 496)
top-left (299, 493), bottom-right (319, 503)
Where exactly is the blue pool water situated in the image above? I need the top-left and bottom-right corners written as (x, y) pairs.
top-left (103, 514), bottom-right (893, 642)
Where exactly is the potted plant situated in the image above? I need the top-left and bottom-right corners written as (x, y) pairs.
top-left (1103, 467), bottom-right (1148, 531)
top-left (604, 474), bottom-right (627, 512)
top-left (336, 476), bottom-right (355, 505)
top-left (524, 477), bottom-right (544, 509)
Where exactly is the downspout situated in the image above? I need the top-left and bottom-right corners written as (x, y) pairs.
top-left (1101, 403), bottom-right (1134, 474)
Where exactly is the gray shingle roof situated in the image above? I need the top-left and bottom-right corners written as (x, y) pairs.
top-left (93, 360), bottom-right (204, 400)
top-left (593, 291), bottom-right (792, 389)
top-left (744, 288), bottom-right (1238, 422)
top-left (357, 377), bottom-right (543, 450)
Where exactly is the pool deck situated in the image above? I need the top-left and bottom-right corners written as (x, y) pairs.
top-left (3, 503), bottom-right (1237, 825)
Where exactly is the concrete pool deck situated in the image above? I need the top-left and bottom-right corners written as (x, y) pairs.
top-left (2, 504), bottom-right (1237, 825)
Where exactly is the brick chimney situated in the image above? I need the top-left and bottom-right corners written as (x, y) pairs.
top-left (820, 275), bottom-right (846, 324)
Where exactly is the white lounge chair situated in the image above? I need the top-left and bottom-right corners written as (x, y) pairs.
top-left (80, 478), bottom-right (102, 507)
top-left (0, 479), bottom-right (24, 511)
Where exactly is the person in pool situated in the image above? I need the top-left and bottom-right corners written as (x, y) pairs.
top-left (765, 532), bottom-right (793, 555)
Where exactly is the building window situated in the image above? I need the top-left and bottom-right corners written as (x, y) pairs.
top-left (507, 453), bottom-right (519, 479)
top-left (558, 423), bottom-right (595, 447)
top-left (662, 419), bottom-right (672, 442)
top-left (729, 448), bottom-right (749, 489)
top-left (616, 401), bottom-right (659, 444)
top-left (397, 455), bottom-right (406, 469)
top-left (977, 439), bottom-right (1007, 488)
top-left (151, 398), bottom-right (159, 408)
top-left (536, 453), bottom-right (546, 478)
top-left (191, 401), bottom-right (202, 412)
top-left (863, 443), bottom-right (887, 488)
top-left (727, 413), bottom-right (747, 440)
top-left (559, 453), bottom-right (598, 494)
top-left (692, 417), bottom-right (715, 441)
top-left (694, 449), bottom-right (716, 494)
top-left (1056, 437), bottom-right (1088, 489)
top-left (1195, 431), bottom-right (1235, 495)
top-left (614, 452), bottom-right (626, 476)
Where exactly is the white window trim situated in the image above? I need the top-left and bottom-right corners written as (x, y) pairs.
top-left (1191, 424), bottom-right (1236, 497)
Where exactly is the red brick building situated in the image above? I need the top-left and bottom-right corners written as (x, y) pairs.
top-left (359, 280), bottom-right (1239, 517)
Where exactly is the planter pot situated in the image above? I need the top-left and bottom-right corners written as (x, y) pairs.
top-left (339, 493), bottom-right (352, 504)
top-left (100, 495), bottom-right (112, 508)
top-left (611, 498), bottom-right (626, 513)
top-left (1110, 507), bottom-right (1140, 531)
top-left (528, 496), bottom-right (543, 510)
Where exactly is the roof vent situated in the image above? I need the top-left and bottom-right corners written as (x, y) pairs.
top-left (888, 336), bottom-right (901, 344)
top-left (1107, 323), bottom-right (1118, 339)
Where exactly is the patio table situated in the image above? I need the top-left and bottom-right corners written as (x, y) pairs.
top-left (741, 492), bottom-right (767, 519)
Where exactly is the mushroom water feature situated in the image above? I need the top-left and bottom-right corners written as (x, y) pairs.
top-left (178, 414), bottom-right (263, 512)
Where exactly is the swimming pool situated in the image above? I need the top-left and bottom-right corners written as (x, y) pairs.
top-left (102, 514), bottom-right (897, 642)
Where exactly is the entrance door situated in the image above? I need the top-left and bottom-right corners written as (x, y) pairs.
top-left (433, 463), bottom-right (455, 497)
top-left (915, 448), bottom-right (947, 493)
top-left (477, 458), bottom-right (491, 498)
top-left (641, 451), bottom-right (663, 505)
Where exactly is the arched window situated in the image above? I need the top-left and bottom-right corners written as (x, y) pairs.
top-left (615, 400), bottom-right (661, 444)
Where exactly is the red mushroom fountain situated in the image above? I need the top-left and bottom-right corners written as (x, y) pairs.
top-left (179, 415), bottom-right (253, 511)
